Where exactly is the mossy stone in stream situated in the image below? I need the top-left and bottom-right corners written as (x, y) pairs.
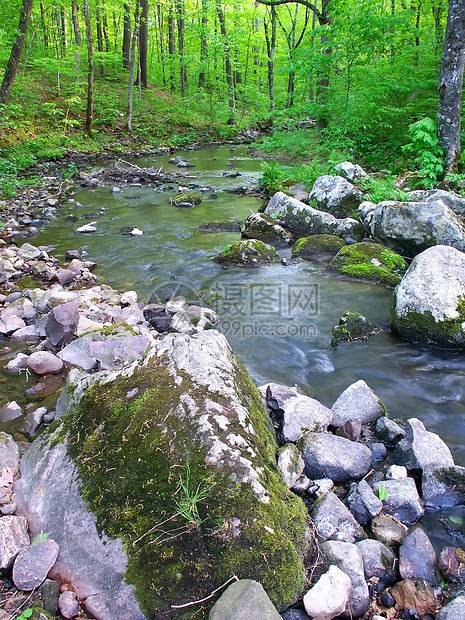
top-left (214, 239), bottom-right (278, 267)
top-left (329, 242), bottom-right (407, 287)
top-left (170, 192), bottom-right (202, 207)
top-left (292, 235), bottom-right (346, 261)
top-left (331, 311), bottom-right (383, 346)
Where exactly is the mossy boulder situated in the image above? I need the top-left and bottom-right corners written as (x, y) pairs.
top-left (214, 239), bottom-right (278, 267)
top-left (15, 331), bottom-right (308, 619)
top-left (391, 245), bottom-right (465, 349)
top-left (170, 192), bottom-right (202, 207)
top-left (242, 213), bottom-right (293, 247)
top-left (329, 242), bottom-right (407, 287)
top-left (331, 311), bottom-right (382, 346)
top-left (292, 235), bottom-right (346, 261)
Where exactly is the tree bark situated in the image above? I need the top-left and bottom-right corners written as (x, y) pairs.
top-left (126, 0), bottom-right (141, 131)
top-left (60, 6), bottom-right (68, 52)
top-left (139, 0), bottom-right (149, 87)
top-left (264, 7), bottom-right (276, 113)
top-left (71, 0), bottom-right (82, 46)
top-left (157, 2), bottom-right (166, 87)
top-left (168, 2), bottom-right (176, 89)
top-left (216, 0), bottom-right (235, 123)
top-left (0, 0), bottom-right (34, 112)
top-left (40, 2), bottom-right (49, 48)
top-left (82, 0), bottom-right (94, 137)
top-left (198, 0), bottom-right (208, 88)
top-left (123, 3), bottom-right (131, 68)
top-left (175, 0), bottom-right (187, 96)
top-left (438, 0), bottom-right (465, 174)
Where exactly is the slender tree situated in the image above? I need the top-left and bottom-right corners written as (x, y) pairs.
top-left (71, 0), bottom-right (82, 46)
top-left (198, 0), bottom-right (208, 88)
top-left (82, 0), bottom-right (94, 137)
top-left (175, 0), bottom-right (187, 96)
top-left (216, 0), bottom-right (235, 122)
top-left (123, 3), bottom-right (131, 68)
top-left (126, 0), bottom-right (141, 131)
top-left (0, 0), bottom-right (34, 113)
top-left (264, 6), bottom-right (277, 112)
top-left (438, 0), bottom-right (465, 173)
top-left (168, 2), bottom-right (176, 89)
top-left (40, 2), bottom-right (49, 49)
top-left (139, 0), bottom-right (149, 87)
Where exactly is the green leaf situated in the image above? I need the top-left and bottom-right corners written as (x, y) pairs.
top-left (32, 532), bottom-right (50, 544)
top-left (378, 486), bottom-right (388, 501)
top-left (448, 515), bottom-right (463, 526)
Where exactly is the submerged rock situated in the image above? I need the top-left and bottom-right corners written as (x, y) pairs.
top-left (214, 239), bottom-right (278, 267)
top-left (292, 235), bottom-right (346, 261)
top-left (390, 245), bottom-right (465, 349)
top-left (15, 330), bottom-right (308, 619)
top-left (309, 175), bottom-right (364, 218)
top-left (242, 212), bottom-right (293, 247)
top-left (197, 220), bottom-right (242, 233)
top-left (329, 242), bottom-right (407, 287)
top-left (331, 311), bottom-right (382, 346)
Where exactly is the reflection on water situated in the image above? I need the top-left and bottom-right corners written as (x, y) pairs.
top-left (23, 144), bottom-right (465, 470)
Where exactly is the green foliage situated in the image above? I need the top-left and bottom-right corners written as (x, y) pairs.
top-left (17, 610), bottom-right (33, 620)
top-left (378, 486), bottom-right (388, 501)
top-left (259, 160), bottom-right (289, 193)
top-left (358, 175), bottom-right (408, 203)
top-left (31, 532), bottom-right (50, 544)
top-left (402, 118), bottom-right (444, 188)
top-left (173, 460), bottom-right (214, 527)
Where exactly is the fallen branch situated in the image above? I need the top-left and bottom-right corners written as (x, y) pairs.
top-left (171, 575), bottom-right (239, 609)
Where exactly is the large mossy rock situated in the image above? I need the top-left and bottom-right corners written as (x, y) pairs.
top-left (309, 175), bottom-right (364, 218)
top-left (214, 239), bottom-right (278, 266)
top-left (242, 213), bottom-right (293, 247)
top-left (292, 235), bottom-right (346, 261)
top-left (329, 242), bottom-right (407, 287)
top-left (264, 192), bottom-right (364, 240)
top-left (15, 331), bottom-right (308, 619)
top-left (359, 199), bottom-right (465, 257)
top-left (391, 245), bottom-right (465, 348)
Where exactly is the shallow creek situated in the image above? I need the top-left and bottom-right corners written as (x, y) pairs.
top-left (3, 143), bottom-right (465, 549)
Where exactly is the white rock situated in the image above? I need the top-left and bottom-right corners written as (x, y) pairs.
top-left (6, 353), bottom-right (29, 373)
top-left (386, 465), bottom-right (408, 480)
top-left (303, 565), bottom-right (352, 620)
top-left (27, 351), bottom-right (64, 375)
top-left (76, 222), bottom-right (97, 233)
top-left (277, 444), bottom-right (305, 488)
top-left (130, 227), bottom-right (144, 236)
top-left (121, 291), bottom-right (138, 305)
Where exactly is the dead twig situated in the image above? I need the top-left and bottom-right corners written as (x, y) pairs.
top-left (170, 575), bottom-right (239, 610)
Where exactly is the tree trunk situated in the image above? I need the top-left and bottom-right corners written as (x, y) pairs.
top-left (126, 0), bottom-right (141, 131)
top-left (264, 7), bottom-right (276, 113)
top-left (102, 7), bottom-right (111, 52)
top-left (216, 0), bottom-right (235, 123)
top-left (139, 0), bottom-right (149, 87)
top-left (82, 0), bottom-right (94, 137)
top-left (438, 0), bottom-right (465, 174)
top-left (0, 0), bottom-right (33, 112)
top-left (175, 0), bottom-right (187, 96)
top-left (198, 0), bottom-right (208, 88)
top-left (123, 3), bottom-right (131, 68)
top-left (40, 2), bottom-right (49, 49)
top-left (157, 2), bottom-right (166, 88)
top-left (168, 2), bottom-right (176, 89)
top-left (71, 0), bottom-right (82, 46)
top-left (96, 2), bottom-right (104, 76)
top-left (60, 6), bottom-right (68, 53)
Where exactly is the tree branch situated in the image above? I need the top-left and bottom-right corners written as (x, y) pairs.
top-left (255, 0), bottom-right (321, 19)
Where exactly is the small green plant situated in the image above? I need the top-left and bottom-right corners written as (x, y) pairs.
top-left (259, 160), bottom-right (289, 193)
top-left (31, 532), bottom-right (50, 544)
top-left (358, 175), bottom-right (408, 203)
top-left (378, 486), bottom-right (388, 501)
top-left (402, 117), bottom-right (444, 188)
top-left (17, 609), bottom-right (33, 620)
top-left (174, 460), bottom-right (214, 527)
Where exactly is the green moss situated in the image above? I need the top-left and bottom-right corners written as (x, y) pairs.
top-left (329, 242), bottom-right (407, 287)
top-left (214, 239), bottom-right (278, 266)
top-left (16, 275), bottom-right (43, 291)
top-left (292, 235), bottom-right (346, 260)
top-left (331, 310), bottom-right (382, 346)
top-left (51, 349), bottom-right (307, 617)
top-left (171, 192), bottom-right (202, 206)
top-left (94, 323), bottom-right (137, 337)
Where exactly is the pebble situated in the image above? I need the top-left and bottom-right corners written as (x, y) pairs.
top-left (58, 591), bottom-right (79, 618)
top-left (12, 538), bottom-right (59, 590)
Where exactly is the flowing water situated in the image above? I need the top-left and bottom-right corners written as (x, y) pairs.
top-left (3, 143), bottom-right (465, 548)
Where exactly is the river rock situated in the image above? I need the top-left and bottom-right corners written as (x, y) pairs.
top-left (45, 301), bottom-right (80, 347)
top-left (12, 538), bottom-right (59, 590)
top-left (375, 417), bottom-right (405, 446)
top-left (334, 162), bottom-right (368, 182)
top-left (331, 380), bottom-right (385, 428)
top-left (374, 477), bottom-right (424, 525)
top-left (309, 176), bottom-right (364, 218)
top-left (259, 383), bottom-right (299, 411)
top-left (242, 213), bottom-right (293, 247)
top-left (0, 516), bottom-right (29, 569)
top-left (59, 591), bottom-right (79, 619)
top-left (356, 539), bottom-right (397, 588)
top-left (5, 352), bottom-right (29, 374)
top-left (18, 243), bottom-right (41, 260)
top-left (30, 260), bottom-right (56, 281)
top-left (214, 239), bottom-right (278, 266)
top-left (0, 401), bottom-right (22, 422)
top-left (436, 596), bottom-right (465, 620)
top-left (439, 547), bottom-right (465, 580)
top-left (87, 333), bottom-right (152, 370)
top-left (301, 433), bottom-right (372, 482)
top-left (399, 527), bottom-right (438, 585)
top-left (360, 199), bottom-right (465, 256)
top-left (281, 395), bottom-right (332, 443)
top-left (15, 330), bottom-right (308, 618)
top-left (27, 351), bottom-right (64, 375)
top-left (0, 315), bottom-right (26, 335)
top-left (197, 221), bottom-right (242, 233)
top-left (264, 192), bottom-right (364, 240)
top-left (394, 417), bottom-right (454, 474)
top-left (10, 325), bottom-right (40, 344)
top-left (312, 491), bottom-right (365, 543)
top-left (331, 311), bottom-right (382, 346)
top-left (303, 565), bottom-right (351, 620)
top-left (346, 479), bottom-right (383, 524)
top-left (422, 465), bottom-right (465, 508)
top-left (291, 235), bottom-right (346, 261)
top-left (329, 242), bottom-right (407, 287)
top-left (170, 305), bottom-right (219, 335)
top-left (280, 610), bottom-right (309, 620)
top-left (391, 245), bottom-right (465, 348)
top-left (58, 332), bottom-right (100, 371)
top-left (371, 513), bottom-right (408, 547)
top-left (277, 444), bottom-right (305, 488)
top-left (209, 579), bottom-right (281, 620)
top-left (0, 433), bottom-right (20, 475)
top-left (317, 541), bottom-right (370, 619)
top-left (76, 222), bottom-right (97, 233)
top-left (408, 189), bottom-right (465, 218)
top-left (389, 579), bottom-right (437, 616)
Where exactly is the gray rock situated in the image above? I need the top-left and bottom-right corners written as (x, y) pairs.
top-left (346, 479), bottom-right (383, 524)
top-left (281, 395), bottom-right (332, 443)
top-left (30, 260), bottom-right (56, 281)
top-left (0, 515), bottom-right (29, 569)
top-left (264, 192), bottom-right (364, 240)
top-left (55, 269), bottom-right (75, 286)
top-left (242, 213), bottom-right (293, 247)
top-left (87, 334), bottom-right (152, 370)
top-left (259, 383), bottom-right (299, 411)
top-left (58, 332), bottom-right (101, 371)
top-left (1, 503), bottom-right (17, 515)
top-left (436, 595), bottom-right (465, 620)
top-left (214, 239), bottom-right (278, 267)
top-left (18, 243), bottom-right (41, 260)
top-left (356, 539), bottom-right (397, 588)
top-left (6, 352), bottom-right (29, 373)
top-left (399, 527), bottom-right (438, 585)
top-left (394, 417), bottom-right (454, 473)
top-left (312, 491), bottom-right (365, 543)
top-left (27, 351), bottom-right (63, 375)
top-left (59, 591), bottom-right (80, 618)
top-left (371, 513), bottom-right (408, 548)
top-left (422, 465), bottom-right (465, 508)
top-left (334, 162), bottom-right (368, 182)
top-left (301, 433), bottom-right (372, 483)
top-left (391, 245), bottom-right (465, 348)
top-left (0, 401), bottom-right (22, 422)
top-left (287, 182), bottom-right (309, 203)
top-left (39, 579), bottom-right (61, 615)
top-left (45, 301), bottom-right (80, 347)
top-left (408, 189), bottom-right (465, 218)
top-left (291, 475), bottom-right (312, 494)
top-left (309, 176), bottom-right (364, 218)
top-left (22, 407), bottom-right (47, 437)
top-left (10, 325), bottom-right (40, 344)
top-left (312, 478), bottom-right (334, 499)
top-left (280, 610), bottom-right (309, 620)
top-left (0, 315), bottom-right (26, 335)
top-left (375, 417), bottom-right (405, 445)
top-left (277, 444), bottom-right (304, 488)
top-left (317, 541), bottom-right (370, 619)
top-left (386, 465), bottom-right (408, 480)
top-left (13, 538), bottom-right (59, 590)
top-left (209, 579), bottom-right (281, 620)
top-left (170, 305), bottom-right (219, 335)
top-left (303, 565), bottom-right (351, 620)
top-left (331, 380), bottom-right (385, 428)
top-left (361, 200), bottom-right (465, 256)
top-left (0, 432), bottom-right (20, 475)
top-left (374, 477), bottom-right (424, 525)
